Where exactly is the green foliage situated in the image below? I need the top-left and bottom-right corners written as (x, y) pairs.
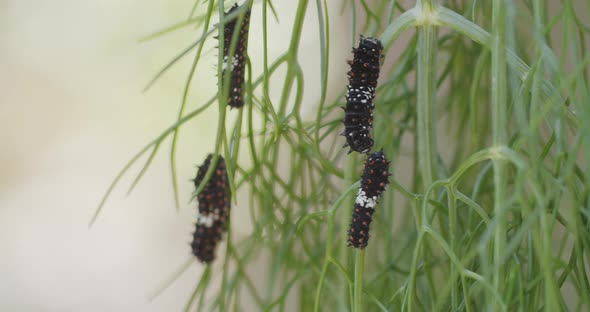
top-left (95, 0), bottom-right (590, 310)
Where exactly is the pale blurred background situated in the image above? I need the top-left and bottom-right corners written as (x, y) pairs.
top-left (0, 0), bottom-right (353, 310)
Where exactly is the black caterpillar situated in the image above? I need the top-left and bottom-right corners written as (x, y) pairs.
top-left (341, 36), bottom-right (383, 154)
top-left (191, 154), bottom-right (231, 263)
top-left (347, 150), bottom-right (390, 249)
top-left (220, 3), bottom-right (251, 109)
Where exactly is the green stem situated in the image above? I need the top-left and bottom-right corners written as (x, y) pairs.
top-left (312, 182), bottom-right (361, 311)
top-left (313, 0), bottom-right (330, 144)
top-left (407, 230), bottom-right (424, 312)
top-left (447, 186), bottom-right (458, 310)
top-left (265, 0), bottom-right (308, 301)
top-left (435, 7), bottom-right (565, 112)
top-left (413, 1), bottom-right (439, 309)
top-left (277, 0), bottom-right (308, 117)
top-left (353, 249), bottom-right (365, 312)
top-left (407, 0), bottom-right (438, 311)
top-left (416, 1), bottom-right (438, 189)
top-left (169, 0), bottom-right (216, 211)
top-left (491, 0), bottom-right (507, 308)
top-left (338, 155), bottom-right (357, 304)
top-left (381, 7), bottom-right (417, 48)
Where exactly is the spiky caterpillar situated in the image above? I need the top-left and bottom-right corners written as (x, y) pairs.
top-left (220, 3), bottom-right (251, 109)
top-left (347, 150), bottom-right (390, 249)
top-left (191, 154), bottom-right (231, 263)
top-left (342, 85), bottom-right (376, 154)
top-left (342, 36), bottom-right (383, 154)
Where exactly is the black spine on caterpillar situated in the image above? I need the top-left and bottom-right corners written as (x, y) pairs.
top-left (341, 36), bottom-right (383, 154)
top-left (191, 154), bottom-right (231, 263)
top-left (220, 3), bottom-right (251, 109)
top-left (347, 150), bottom-right (391, 249)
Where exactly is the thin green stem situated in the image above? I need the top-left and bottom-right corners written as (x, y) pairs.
top-left (447, 185), bottom-right (458, 310)
top-left (311, 182), bottom-right (359, 312)
top-left (313, 0), bottom-right (330, 144)
top-left (338, 156), bottom-right (358, 302)
top-left (216, 3), bottom-right (230, 310)
top-left (277, 0), bottom-right (308, 117)
top-left (170, 0), bottom-right (216, 210)
top-left (381, 7), bottom-right (418, 48)
top-left (264, 0), bottom-right (309, 300)
top-left (406, 231), bottom-right (424, 312)
top-left (353, 249), bottom-right (365, 312)
top-left (435, 7), bottom-right (565, 112)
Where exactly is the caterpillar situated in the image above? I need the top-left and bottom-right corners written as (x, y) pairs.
top-left (191, 154), bottom-right (231, 263)
top-left (347, 36), bottom-right (382, 89)
top-left (347, 150), bottom-right (391, 249)
top-left (341, 36), bottom-right (383, 154)
top-left (220, 3), bottom-right (251, 109)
